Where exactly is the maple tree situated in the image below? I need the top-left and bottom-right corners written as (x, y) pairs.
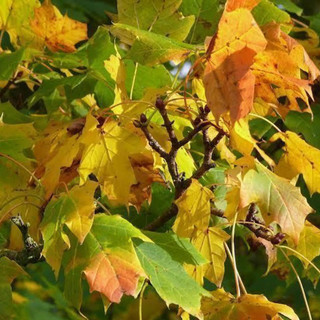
top-left (1, 0), bottom-right (320, 319)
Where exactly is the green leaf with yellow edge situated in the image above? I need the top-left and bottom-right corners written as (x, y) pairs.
top-left (186, 227), bottom-right (230, 287)
top-left (201, 288), bottom-right (299, 320)
top-left (40, 181), bottom-right (97, 276)
top-left (117, 0), bottom-right (195, 41)
top-left (272, 0), bottom-right (303, 15)
top-left (180, 0), bottom-right (222, 44)
top-left (240, 161), bottom-right (312, 244)
top-left (173, 179), bottom-right (213, 238)
top-left (63, 214), bottom-right (148, 309)
top-left (0, 0), bottom-right (40, 46)
top-left (144, 231), bottom-right (207, 266)
top-left (133, 238), bottom-right (209, 318)
top-left (0, 48), bottom-right (25, 80)
top-left (110, 23), bottom-right (195, 65)
top-left (273, 131), bottom-right (320, 195)
top-left (284, 107), bottom-right (320, 149)
top-left (0, 257), bottom-right (26, 320)
top-left (288, 222), bottom-right (320, 268)
top-left (252, 0), bottom-right (292, 32)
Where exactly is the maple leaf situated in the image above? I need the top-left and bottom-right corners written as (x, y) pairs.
top-left (0, 0), bottom-right (40, 46)
top-left (203, 5), bottom-right (266, 123)
top-left (173, 179), bottom-right (213, 238)
top-left (133, 238), bottom-right (209, 318)
top-left (110, 23), bottom-right (195, 65)
top-left (116, 0), bottom-right (195, 42)
top-left (229, 118), bottom-right (275, 167)
top-left (63, 214), bottom-right (148, 308)
top-left (40, 181), bottom-right (97, 276)
top-left (240, 161), bottom-right (312, 244)
top-left (272, 131), bottom-right (320, 195)
top-left (34, 121), bottom-right (82, 198)
top-left (186, 227), bottom-right (230, 287)
top-left (201, 289), bottom-right (299, 320)
top-left (288, 222), bottom-right (320, 268)
top-left (129, 153), bottom-right (165, 210)
top-left (79, 116), bottom-right (147, 206)
top-left (30, 0), bottom-right (87, 52)
top-left (226, 0), bottom-right (261, 11)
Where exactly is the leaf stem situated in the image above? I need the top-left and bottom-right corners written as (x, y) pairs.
top-left (224, 243), bottom-right (247, 294)
top-left (278, 245), bottom-right (320, 276)
top-left (139, 281), bottom-right (148, 320)
top-left (130, 62), bottom-right (139, 100)
top-left (279, 247), bottom-right (312, 320)
top-left (248, 113), bottom-right (282, 133)
top-left (231, 211), bottom-right (241, 298)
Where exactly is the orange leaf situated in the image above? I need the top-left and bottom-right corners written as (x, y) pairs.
top-left (30, 1), bottom-right (87, 52)
top-left (226, 0), bottom-right (261, 11)
top-left (203, 8), bottom-right (266, 124)
top-left (84, 252), bottom-right (143, 303)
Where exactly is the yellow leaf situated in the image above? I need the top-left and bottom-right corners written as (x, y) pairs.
top-left (104, 54), bottom-right (128, 106)
top-left (173, 180), bottom-right (213, 238)
top-left (30, 0), bottom-right (87, 52)
top-left (187, 227), bottom-right (230, 287)
top-left (79, 119), bottom-right (146, 205)
top-left (288, 222), bottom-right (320, 268)
top-left (201, 289), bottom-right (299, 320)
top-left (34, 121), bottom-right (81, 198)
top-left (230, 118), bottom-right (275, 167)
top-left (273, 131), bottom-right (320, 195)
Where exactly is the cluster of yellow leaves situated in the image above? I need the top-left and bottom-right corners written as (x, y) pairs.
top-left (173, 180), bottom-right (230, 287)
top-left (203, 0), bottom-right (319, 124)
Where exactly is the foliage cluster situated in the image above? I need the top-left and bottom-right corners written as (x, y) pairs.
top-left (1, 0), bottom-right (320, 319)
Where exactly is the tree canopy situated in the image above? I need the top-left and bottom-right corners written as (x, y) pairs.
top-left (1, 0), bottom-right (320, 319)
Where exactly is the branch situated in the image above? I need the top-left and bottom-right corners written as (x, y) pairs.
top-left (138, 101), bottom-right (226, 231)
top-left (0, 215), bottom-right (43, 266)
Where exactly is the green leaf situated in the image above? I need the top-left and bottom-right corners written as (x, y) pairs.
top-left (0, 122), bottom-right (37, 162)
top-left (252, 0), bottom-right (292, 32)
top-left (0, 257), bottom-right (26, 320)
top-left (0, 48), bottom-right (25, 80)
top-left (117, 0), bottom-right (195, 41)
top-left (285, 107), bottom-right (320, 149)
top-left (180, 0), bottom-right (222, 44)
top-left (0, 101), bottom-right (32, 124)
top-left (133, 238), bottom-right (208, 317)
top-left (309, 12), bottom-right (320, 36)
top-left (110, 23), bottom-right (196, 65)
top-left (272, 0), bottom-right (303, 15)
top-left (125, 60), bottom-right (172, 99)
top-left (143, 231), bottom-right (207, 265)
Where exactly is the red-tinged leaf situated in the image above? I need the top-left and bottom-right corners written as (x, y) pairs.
top-left (203, 7), bottom-right (266, 123)
top-left (84, 252), bottom-right (142, 303)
